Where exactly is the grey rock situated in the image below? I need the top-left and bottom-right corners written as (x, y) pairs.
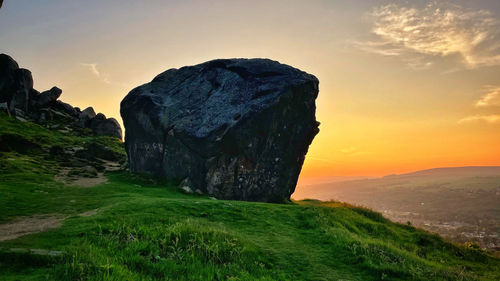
top-left (32, 86), bottom-right (62, 109)
top-left (0, 102), bottom-right (8, 114)
top-left (121, 58), bottom-right (319, 202)
top-left (14, 108), bottom-right (26, 118)
top-left (8, 69), bottom-right (33, 114)
top-left (15, 116), bottom-right (28, 122)
top-left (54, 100), bottom-right (77, 116)
top-left (0, 55), bottom-right (33, 115)
top-left (180, 177), bottom-right (194, 194)
top-left (0, 54), bottom-right (19, 104)
top-left (77, 107), bottom-right (96, 127)
top-left (39, 112), bottom-right (46, 122)
top-left (179, 177), bottom-right (193, 193)
top-left (94, 113), bottom-right (106, 120)
top-left (51, 109), bottom-right (73, 121)
top-left (89, 117), bottom-right (122, 139)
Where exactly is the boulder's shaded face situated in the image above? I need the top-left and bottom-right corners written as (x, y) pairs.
top-left (0, 54), bottom-right (33, 113)
top-left (121, 58), bottom-right (319, 202)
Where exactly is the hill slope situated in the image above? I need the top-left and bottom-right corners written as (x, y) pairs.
top-left (0, 113), bottom-right (499, 280)
top-left (293, 167), bottom-right (500, 250)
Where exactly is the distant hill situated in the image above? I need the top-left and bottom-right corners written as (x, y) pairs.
top-left (384, 166), bottom-right (500, 178)
top-left (298, 175), bottom-right (376, 186)
top-left (293, 167), bottom-right (500, 250)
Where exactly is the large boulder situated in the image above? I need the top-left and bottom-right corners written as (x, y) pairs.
top-left (0, 54), bottom-right (19, 104)
top-left (121, 58), bottom-right (319, 202)
top-left (8, 69), bottom-right (33, 114)
top-left (0, 54), bottom-right (33, 115)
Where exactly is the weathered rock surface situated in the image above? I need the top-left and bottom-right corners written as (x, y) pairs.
top-left (77, 107), bottom-right (96, 127)
top-left (32, 86), bottom-right (62, 109)
top-left (0, 54), bottom-right (19, 104)
top-left (0, 53), bottom-right (122, 139)
top-left (121, 58), bottom-right (319, 202)
top-left (0, 54), bottom-right (33, 114)
top-left (89, 117), bottom-right (122, 139)
top-left (9, 69), bottom-right (33, 114)
top-left (54, 100), bottom-right (77, 116)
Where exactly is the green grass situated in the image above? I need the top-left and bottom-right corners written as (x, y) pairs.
top-left (0, 113), bottom-right (499, 280)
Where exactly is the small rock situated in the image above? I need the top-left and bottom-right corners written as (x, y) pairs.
top-left (0, 102), bottom-right (8, 113)
top-left (180, 177), bottom-right (194, 193)
top-left (181, 185), bottom-right (193, 194)
top-left (93, 113), bottom-right (106, 120)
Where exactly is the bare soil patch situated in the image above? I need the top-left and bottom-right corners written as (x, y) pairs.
top-left (56, 159), bottom-right (121, 187)
top-left (0, 215), bottom-right (63, 242)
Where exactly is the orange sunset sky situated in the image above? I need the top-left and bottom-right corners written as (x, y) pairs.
top-left (1, 0), bottom-right (499, 184)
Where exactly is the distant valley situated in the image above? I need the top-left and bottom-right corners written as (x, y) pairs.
top-left (293, 167), bottom-right (500, 250)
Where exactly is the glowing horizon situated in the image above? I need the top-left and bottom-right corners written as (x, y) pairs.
top-left (1, 0), bottom-right (499, 185)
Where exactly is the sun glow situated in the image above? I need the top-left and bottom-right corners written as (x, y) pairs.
top-left (1, 1), bottom-right (499, 185)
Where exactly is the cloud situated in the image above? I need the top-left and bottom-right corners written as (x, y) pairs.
top-left (351, 40), bottom-right (402, 56)
top-left (458, 114), bottom-right (500, 124)
top-left (475, 86), bottom-right (500, 107)
top-left (80, 63), bottom-right (111, 84)
top-left (360, 2), bottom-right (500, 68)
top-left (459, 85), bottom-right (500, 124)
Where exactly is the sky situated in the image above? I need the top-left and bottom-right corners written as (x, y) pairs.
top-left (1, 0), bottom-right (499, 184)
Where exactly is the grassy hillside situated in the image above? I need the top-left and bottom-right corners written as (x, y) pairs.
top-left (0, 113), bottom-right (499, 281)
top-left (293, 170), bottom-right (500, 250)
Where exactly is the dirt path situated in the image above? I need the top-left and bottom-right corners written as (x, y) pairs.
top-left (0, 215), bottom-right (63, 242)
top-left (70, 174), bottom-right (108, 187)
top-left (56, 159), bottom-right (121, 187)
top-left (0, 209), bottom-right (99, 242)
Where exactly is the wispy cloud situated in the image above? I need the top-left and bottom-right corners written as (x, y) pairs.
top-left (351, 40), bottom-right (402, 56)
top-left (475, 86), bottom-right (500, 107)
top-left (458, 114), bottom-right (500, 124)
top-left (80, 63), bottom-right (111, 84)
top-left (459, 85), bottom-right (500, 124)
top-left (358, 2), bottom-right (500, 69)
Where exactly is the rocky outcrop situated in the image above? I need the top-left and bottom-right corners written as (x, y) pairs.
top-left (77, 107), bottom-right (96, 127)
top-left (121, 58), bottom-right (319, 202)
top-left (89, 114), bottom-right (122, 139)
top-left (0, 54), bottom-right (122, 139)
top-left (0, 54), bottom-right (20, 105)
top-left (0, 55), bottom-right (33, 115)
top-left (32, 86), bottom-right (62, 109)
